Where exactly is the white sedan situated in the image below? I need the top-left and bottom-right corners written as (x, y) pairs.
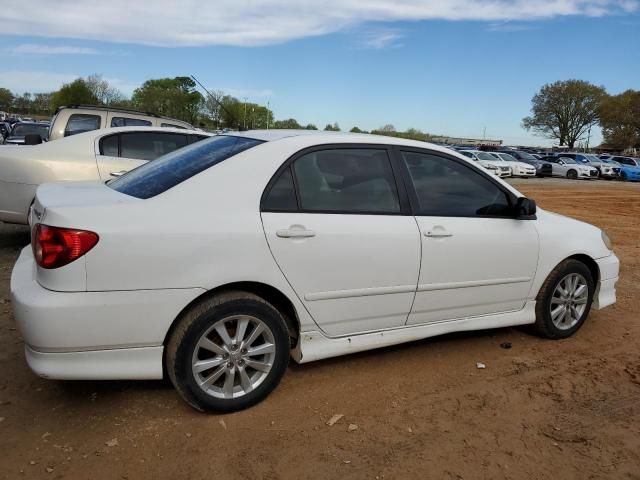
top-left (458, 150), bottom-right (511, 177)
top-left (488, 152), bottom-right (536, 177)
top-left (11, 131), bottom-right (619, 412)
top-left (544, 156), bottom-right (599, 179)
top-left (0, 126), bottom-right (212, 224)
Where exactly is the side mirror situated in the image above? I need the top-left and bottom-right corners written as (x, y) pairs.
top-left (515, 197), bottom-right (536, 219)
top-left (24, 134), bottom-right (42, 145)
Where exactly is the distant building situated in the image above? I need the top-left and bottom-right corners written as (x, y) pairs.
top-left (431, 136), bottom-right (502, 147)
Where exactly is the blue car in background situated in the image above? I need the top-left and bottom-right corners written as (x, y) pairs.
top-left (611, 156), bottom-right (640, 182)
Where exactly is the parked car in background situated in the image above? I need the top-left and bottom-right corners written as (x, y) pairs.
top-left (487, 152), bottom-right (536, 177)
top-left (10, 130), bottom-right (619, 412)
top-left (560, 153), bottom-right (609, 176)
top-left (592, 158), bottom-right (621, 180)
top-left (48, 105), bottom-right (194, 141)
top-left (459, 150), bottom-right (511, 177)
top-left (540, 156), bottom-right (598, 179)
top-left (612, 157), bottom-right (640, 182)
top-left (499, 149), bottom-right (553, 177)
top-left (2, 121), bottom-right (50, 145)
top-left (0, 127), bottom-right (212, 224)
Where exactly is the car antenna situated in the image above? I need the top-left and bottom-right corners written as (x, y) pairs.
top-left (191, 75), bottom-right (245, 131)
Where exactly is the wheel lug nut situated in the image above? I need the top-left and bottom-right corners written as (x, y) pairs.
top-left (241, 348), bottom-right (247, 354)
top-left (226, 362), bottom-right (233, 368)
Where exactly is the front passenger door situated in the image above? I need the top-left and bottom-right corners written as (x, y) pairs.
top-left (397, 149), bottom-right (539, 325)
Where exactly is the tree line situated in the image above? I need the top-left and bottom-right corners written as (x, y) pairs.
top-left (523, 79), bottom-right (639, 151)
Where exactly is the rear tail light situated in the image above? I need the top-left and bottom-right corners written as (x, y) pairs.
top-left (33, 224), bottom-right (99, 269)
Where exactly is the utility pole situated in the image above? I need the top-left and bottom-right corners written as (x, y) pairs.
top-left (243, 97), bottom-right (248, 129)
top-left (586, 126), bottom-right (591, 152)
top-left (483, 127), bottom-right (486, 140)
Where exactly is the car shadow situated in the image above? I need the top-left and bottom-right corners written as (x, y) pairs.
top-left (0, 223), bottom-right (30, 250)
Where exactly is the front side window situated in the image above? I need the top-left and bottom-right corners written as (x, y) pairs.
top-left (65, 114), bottom-right (101, 137)
top-left (119, 132), bottom-right (187, 161)
top-left (401, 151), bottom-right (512, 217)
top-left (292, 149), bottom-right (400, 213)
top-left (111, 117), bottom-right (152, 127)
top-left (109, 135), bottom-right (263, 199)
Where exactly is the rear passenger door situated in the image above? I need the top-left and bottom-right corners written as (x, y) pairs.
top-left (95, 131), bottom-right (188, 180)
top-left (261, 146), bottom-right (421, 337)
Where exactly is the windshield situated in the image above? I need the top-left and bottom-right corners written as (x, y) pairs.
top-left (109, 135), bottom-right (264, 199)
top-left (11, 123), bottom-right (49, 137)
top-left (475, 152), bottom-right (496, 161)
top-left (515, 151), bottom-right (537, 161)
top-left (498, 153), bottom-right (517, 162)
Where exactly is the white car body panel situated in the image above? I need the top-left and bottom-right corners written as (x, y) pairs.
top-left (262, 212), bottom-right (420, 336)
top-left (409, 216), bottom-right (539, 324)
top-left (10, 131), bottom-right (619, 379)
top-left (0, 126), bottom-right (212, 224)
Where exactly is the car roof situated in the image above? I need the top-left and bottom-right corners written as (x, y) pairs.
top-left (225, 129), bottom-right (463, 155)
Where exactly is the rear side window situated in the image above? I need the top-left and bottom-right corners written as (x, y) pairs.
top-left (109, 135), bottom-right (263, 199)
top-left (65, 114), bottom-right (101, 137)
top-left (400, 151), bottom-right (512, 217)
top-left (119, 132), bottom-right (187, 161)
top-left (292, 149), bottom-right (400, 213)
top-left (100, 134), bottom-right (119, 156)
top-left (262, 167), bottom-right (297, 211)
top-left (111, 117), bottom-right (152, 127)
top-left (161, 123), bottom-right (187, 129)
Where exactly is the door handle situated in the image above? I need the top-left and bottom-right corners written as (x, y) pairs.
top-left (424, 230), bottom-right (453, 238)
top-left (276, 228), bottom-right (316, 238)
top-left (110, 170), bottom-right (128, 177)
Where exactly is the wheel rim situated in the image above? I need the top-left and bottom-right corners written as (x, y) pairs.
top-left (191, 315), bottom-right (276, 399)
top-left (550, 273), bottom-right (588, 330)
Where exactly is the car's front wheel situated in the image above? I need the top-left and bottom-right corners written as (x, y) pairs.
top-left (165, 291), bottom-right (290, 412)
top-left (566, 169), bottom-right (578, 180)
top-left (533, 259), bottom-right (595, 339)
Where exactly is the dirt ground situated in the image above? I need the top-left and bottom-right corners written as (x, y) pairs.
top-left (0, 180), bottom-right (639, 480)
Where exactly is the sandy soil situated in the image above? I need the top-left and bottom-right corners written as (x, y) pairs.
top-left (0, 180), bottom-right (639, 480)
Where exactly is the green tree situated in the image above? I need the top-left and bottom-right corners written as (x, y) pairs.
top-left (132, 76), bottom-right (204, 124)
top-left (13, 93), bottom-right (32, 114)
top-left (51, 79), bottom-right (99, 109)
top-left (31, 93), bottom-right (53, 114)
top-left (599, 90), bottom-right (640, 150)
top-left (324, 122), bottom-right (340, 131)
top-left (273, 118), bottom-right (302, 129)
top-left (0, 88), bottom-right (14, 111)
top-left (350, 126), bottom-right (364, 133)
top-left (304, 123), bottom-right (318, 130)
top-left (522, 80), bottom-right (606, 148)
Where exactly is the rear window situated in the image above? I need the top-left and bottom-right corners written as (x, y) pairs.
top-left (111, 117), bottom-right (152, 127)
top-left (109, 135), bottom-right (263, 199)
top-left (65, 114), bottom-right (101, 136)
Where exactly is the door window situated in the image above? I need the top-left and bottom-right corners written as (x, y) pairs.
top-left (262, 166), bottom-right (298, 211)
top-left (65, 114), bottom-right (101, 136)
top-left (400, 151), bottom-right (512, 217)
top-left (119, 132), bottom-right (188, 161)
top-left (110, 117), bottom-right (152, 127)
top-left (291, 149), bottom-right (400, 213)
top-left (99, 134), bottom-right (119, 156)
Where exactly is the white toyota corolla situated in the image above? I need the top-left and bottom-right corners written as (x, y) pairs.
top-left (11, 131), bottom-right (619, 412)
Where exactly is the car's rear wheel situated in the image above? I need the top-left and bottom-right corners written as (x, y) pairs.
top-left (620, 171), bottom-right (628, 181)
top-left (533, 259), bottom-right (595, 339)
top-left (566, 169), bottom-right (578, 180)
top-left (165, 291), bottom-right (290, 412)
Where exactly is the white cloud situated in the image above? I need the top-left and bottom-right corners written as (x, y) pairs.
top-left (0, 0), bottom-right (637, 47)
top-left (359, 29), bottom-right (404, 49)
top-left (7, 44), bottom-right (99, 55)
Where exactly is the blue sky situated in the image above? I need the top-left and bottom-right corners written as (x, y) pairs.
top-left (1, 1), bottom-right (639, 146)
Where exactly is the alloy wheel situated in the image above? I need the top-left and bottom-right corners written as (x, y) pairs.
top-left (549, 273), bottom-right (588, 330)
top-left (191, 315), bottom-right (276, 399)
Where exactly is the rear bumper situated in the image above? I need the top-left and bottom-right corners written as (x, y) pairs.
top-left (594, 253), bottom-right (619, 310)
top-left (10, 247), bottom-right (205, 379)
top-left (25, 345), bottom-right (163, 380)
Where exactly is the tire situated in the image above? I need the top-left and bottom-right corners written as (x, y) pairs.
top-left (533, 259), bottom-right (595, 339)
top-left (566, 169), bottom-right (578, 180)
top-left (620, 172), bottom-right (628, 182)
top-left (165, 291), bottom-right (290, 412)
